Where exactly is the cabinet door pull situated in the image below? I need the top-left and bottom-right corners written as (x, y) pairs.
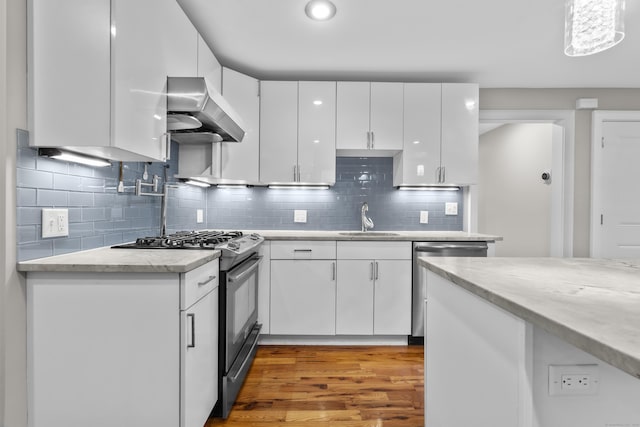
top-left (370, 262), bottom-right (374, 281)
top-left (293, 165), bottom-right (297, 181)
top-left (366, 131), bottom-right (371, 149)
top-left (163, 132), bottom-right (171, 161)
top-left (297, 165), bottom-right (301, 182)
top-left (332, 262), bottom-right (336, 280)
top-left (371, 131), bottom-right (375, 149)
top-left (187, 313), bottom-right (195, 348)
top-left (375, 262), bottom-right (379, 280)
top-left (441, 166), bottom-right (445, 183)
top-left (197, 275), bottom-right (216, 287)
top-left (435, 166), bottom-right (441, 183)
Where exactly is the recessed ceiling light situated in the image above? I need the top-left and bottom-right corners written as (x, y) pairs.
top-left (305, 0), bottom-right (337, 21)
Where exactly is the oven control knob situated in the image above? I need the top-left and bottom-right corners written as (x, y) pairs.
top-left (228, 241), bottom-right (240, 251)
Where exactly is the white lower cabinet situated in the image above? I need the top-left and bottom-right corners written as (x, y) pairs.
top-left (269, 241), bottom-right (337, 335)
top-left (270, 259), bottom-right (337, 335)
top-left (336, 241), bottom-right (412, 335)
top-left (26, 259), bottom-right (219, 427)
top-left (266, 240), bottom-right (412, 337)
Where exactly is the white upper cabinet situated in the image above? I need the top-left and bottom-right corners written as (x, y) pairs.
top-left (220, 67), bottom-right (259, 184)
top-left (394, 83), bottom-right (442, 185)
top-left (28, 0), bottom-right (112, 153)
top-left (28, 0), bottom-right (200, 162)
top-left (440, 83), bottom-right (479, 185)
top-left (297, 81), bottom-right (337, 184)
top-left (197, 36), bottom-right (222, 93)
top-left (112, 0), bottom-right (197, 162)
top-left (259, 81), bottom-right (299, 183)
top-left (336, 81), bottom-right (403, 155)
top-left (260, 81), bottom-right (336, 185)
top-left (393, 83), bottom-right (479, 186)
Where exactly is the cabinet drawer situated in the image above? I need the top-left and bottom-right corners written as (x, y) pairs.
top-left (181, 260), bottom-right (219, 310)
top-left (337, 241), bottom-right (412, 260)
top-left (270, 241), bottom-right (336, 259)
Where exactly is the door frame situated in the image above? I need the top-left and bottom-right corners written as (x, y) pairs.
top-left (590, 110), bottom-right (640, 257)
top-left (474, 110), bottom-right (575, 257)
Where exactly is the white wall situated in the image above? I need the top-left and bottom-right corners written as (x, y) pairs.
top-left (480, 89), bottom-right (640, 257)
top-left (478, 123), bottom-right (553, 256)
top-left (2, 0), bottom-right (28, 426)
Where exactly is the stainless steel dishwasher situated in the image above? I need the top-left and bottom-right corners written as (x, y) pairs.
top-left (411, 241), bottom-right (488, 340)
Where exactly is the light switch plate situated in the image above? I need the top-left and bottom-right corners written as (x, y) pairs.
top-left (445, 202), bottom-right (458, 216)
top-left (42, 208), bottom-right (69, 238)
top-left (294, 210), bottom-right (307, 223)
top-left (420, 211), bottom-right (429, 224)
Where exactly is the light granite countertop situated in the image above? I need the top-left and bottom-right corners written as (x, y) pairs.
top-left (247, 230), bottom-right (502, 241)
top-left (419, 257), bottom-right (640, 380)
top-left (17, 247), bottom-right (221, 273)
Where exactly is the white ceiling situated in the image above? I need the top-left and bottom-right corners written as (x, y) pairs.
top-left (177, 0), bottom-right (640, 88)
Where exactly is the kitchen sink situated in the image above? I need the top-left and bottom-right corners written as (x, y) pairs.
top-left (339, 232), bottom-right (400, 237)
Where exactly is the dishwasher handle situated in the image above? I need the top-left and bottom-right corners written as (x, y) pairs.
top-left (414, 243), bottom-right (488, 252)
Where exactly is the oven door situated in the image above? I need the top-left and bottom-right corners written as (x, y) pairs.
top-left (225, 254), bottom-right (261, 372)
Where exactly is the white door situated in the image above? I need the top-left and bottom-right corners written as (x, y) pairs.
top-left (478, 123), bottom-right (554, 256)
top-left (373, 260), bottom-right (412, 335)
top-left (592, 120), bottom-right (640, 257)
top-left (259, 81), bottom-right (298, 183)
top-left (270, 260), bottom-right (336, 335)
top-left (181, 288), bottom-right (218, 427)
top-left (336, 260), bottom-right (374, 335)
top-left (298, 81), bottom-right (336, 184)
top-left (369, 82), bottom-right (404, 151)
top-left (336, 81), bottom-right (370, 150)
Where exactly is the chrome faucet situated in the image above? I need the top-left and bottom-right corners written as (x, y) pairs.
top-left (361, 202), bottom-right (374, 232)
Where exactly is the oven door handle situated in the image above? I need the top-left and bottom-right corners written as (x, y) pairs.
top-left (230, 325), bottom-right (261, 382)
top-left (228, 256), bottom-right (262, 283)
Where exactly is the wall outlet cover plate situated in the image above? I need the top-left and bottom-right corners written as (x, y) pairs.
top-left (445, 202), bottom-right (458, 216)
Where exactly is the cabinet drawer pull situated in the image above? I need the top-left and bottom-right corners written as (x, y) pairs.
top-left (197, 275), bottom-right (216, 287)
top-left (187, 313), bottom-right (195, 348)
top-left (293, 249), bottom-right (312, 252)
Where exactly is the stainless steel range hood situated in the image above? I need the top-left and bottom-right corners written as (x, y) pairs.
top-left (167, 77), bottom-right (246, 144)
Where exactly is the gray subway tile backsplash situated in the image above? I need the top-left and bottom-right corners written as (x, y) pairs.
top-left (16, 133), bottom-right (463, 261)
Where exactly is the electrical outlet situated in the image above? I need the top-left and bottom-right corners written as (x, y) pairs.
top-left (294, 210), bottom-right (307, 223)
top-left (420, 211), bottom-right (429, 224)
top-left (445, 202), bottom-right (458, 215)
top-left (549, 364), bottom-right (599, 396)
top-left (196, 209), bottom-right (204, 224)
top-left (42, 208), bottom-right (69, 238)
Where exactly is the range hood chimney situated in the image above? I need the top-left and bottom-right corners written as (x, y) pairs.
top-left (167, 77), bottom-right (246, 144)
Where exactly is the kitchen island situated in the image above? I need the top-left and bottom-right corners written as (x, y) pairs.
top-left (419, 257), bottom-right (640, 427)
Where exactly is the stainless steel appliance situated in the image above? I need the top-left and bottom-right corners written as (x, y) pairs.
top-left (113, 230), bottom-right (263, 419)
top-left (411, 241), bottom-right (488, 341)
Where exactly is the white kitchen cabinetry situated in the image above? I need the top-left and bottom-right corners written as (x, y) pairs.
top-left (393, 83), bottom-right (479, 186)
top-left (336, 241), bottom-right (412, 335)
top-left (28, 0), bottom-right (199, 162)
top-left (219, 68), bottom-right (260, 184)
top-left (26, 260), bottom-right (219, 427)
top-left (197, 36), bottom-right (222, 92)
top-left (336, 82), bottom-right (404, 155)
top-left (269, 241), bottom-right (337, 335)
top-left (260, 81), bottom-right (336, 185)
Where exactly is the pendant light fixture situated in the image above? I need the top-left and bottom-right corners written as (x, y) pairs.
top-left (564, 0), bottom-right (625, 56)
top-left (305, 0), bottom-right (337, 21)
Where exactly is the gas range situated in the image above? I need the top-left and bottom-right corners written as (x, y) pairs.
top-left (112, 230), bottom-right (264, 270)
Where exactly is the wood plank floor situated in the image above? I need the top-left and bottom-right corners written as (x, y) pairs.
top-left (206, 345), bottom-right (424, 427)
